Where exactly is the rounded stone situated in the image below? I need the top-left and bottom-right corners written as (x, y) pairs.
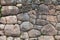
top-left (7, 37), bottom-right (13, 40)
top-left (4, 24), bottom-right (20, 36)
top-left (17, 13), bottom-right (29, 21)
top-left (1, 6), bottom-right (19, 15)
top-left (39, 4), bottom-right (49, 14)
top-left (28, 29), bottom-right (41, 38)
top-left (20, 22), bottom-right (33, 31)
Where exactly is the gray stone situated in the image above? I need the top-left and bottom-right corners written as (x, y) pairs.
top-left (4, 24), bottom-right (20, 36)
top-left (39, 4), bottom-right (49, 14)
top-left (7, 37), bottom-right (13, 40)
top-left (17, 13), bottom-right (29, 21)
top-left (57, 31), bottom-right (60, 35)
top-left (20, 22), bottom-right (33, 31)
top-left (16, 0), bottom-right (22, 3)
top-left (34, 25), bottom-right (42, 30)
top-left (44, 0), bottom-right (52, 5)
top-left (41, 24), bottom-right (57, 35)
top-left (38, 36), bottom-right (54, 40)
top-left (28, 29), bottom-right (41, 38)
top-left (0, 36), bottom-right (6, 40)
top-left (36, 19), bottom-right (49, 26)
top-left (1, 6), bottom-right (19, 15)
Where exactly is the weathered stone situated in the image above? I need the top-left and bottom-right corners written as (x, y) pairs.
top-left (29, 38), bottom-right (38, 40)
top-left (0, 31), bottom-right (4, 36)
top-left (1, 0), bottom-right (16, 5)
top-left (1, 6), bottom-right (19, 15)
top-left (0, 36), bottom-right (6, 40)
top-left (29, 18), bottom-right (36, 24)
top-left (0, 16), bottom-right (17, 24)
top-left (39, 4), bottom-right (49, 14)
top-left (44, 0), bottom-right (52, 5)
top-left (17, 13), bottom-right (29, 21)
top-left (57, 15), bottom-right (60, 22)
top-left (7, 37), bottom-right (13, 40)
top-left (38, 36), bottom-right (54, 40)
top-left (47, 15), bottom-right (57, 22)
top-left (56, 23), bottom-right (60, 31)
top-left (20, 32), bottom-right (29, 39)
top-left (28, 29), bottom-right (41, 38)
top-left (0, 24), bottom-right (5, 30)
top-left (4, 24), bottom-right (20, 36)
top-left (20, 22), bottom-right (33, 31)
top-left (55, 35), bottom-right (60, 40)
top-left (41, 24), bottom-right (57, 35)
top-left (28, 10), bottom-right (36, 19)
top-left (36, 19), bottom-right (49, 26)
top-left (0, 17), bottom-right (6, 24)
top-left (6, 16), bottom-right (17, 24)
top-left (49, 9), bottom-right (56, 15)
top-left (14, 37), bottom-right (21, 40)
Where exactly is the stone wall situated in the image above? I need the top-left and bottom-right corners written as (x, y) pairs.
top-left (0, 0), bottom-right (60, 40)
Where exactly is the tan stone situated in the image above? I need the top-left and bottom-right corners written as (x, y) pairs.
top-left (47, 15), bottom-right (57, 22)
top-left (49, 9), bottom-right (55, 15)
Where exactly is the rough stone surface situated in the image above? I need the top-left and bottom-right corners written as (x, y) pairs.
top-left (4, 24), bottom-right (20, 36)
top-left (1, 6), bottom-right (19, 15)
top-left (1, 0), bottom-right (60, 40)
top-left (20, 22), bottom-right (33, 31)
top-left (28, 29), bottom-right (41, 38)
top-left (41, 24), bottom-right (57, 35)
top-left (17, 13), bottom-right (29, 21)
